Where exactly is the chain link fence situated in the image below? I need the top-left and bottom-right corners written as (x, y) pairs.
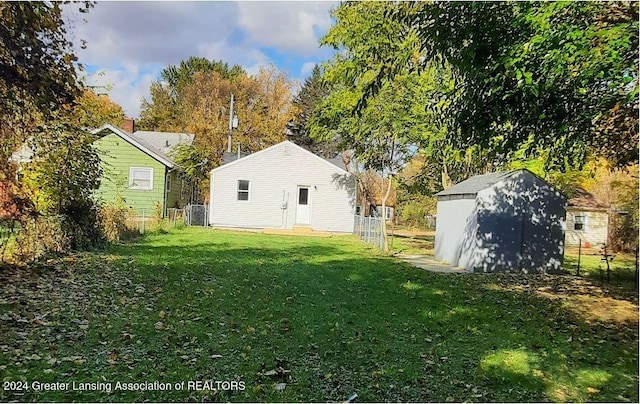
top-left (184, 204), bottom-right (208, 226)
top-left (354, 214), bottom-right (384, 250)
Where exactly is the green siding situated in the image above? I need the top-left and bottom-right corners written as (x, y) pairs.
top-left (95, 133), bottom-right (168, 216)
top-left (166, 170), bottom-right (190, 209)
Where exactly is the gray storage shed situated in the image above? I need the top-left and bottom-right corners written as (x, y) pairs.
top-left (435, 169), bottom-right (566, 273)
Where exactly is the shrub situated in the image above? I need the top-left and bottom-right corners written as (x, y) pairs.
top-left (61, 200), bottom-right (104, 250)
top-left (14, 215), bottom-right (68, 262)
top-left (152, 202), bottom-right (168, 233)
top-left (99, 196), bottom-right (139, 242)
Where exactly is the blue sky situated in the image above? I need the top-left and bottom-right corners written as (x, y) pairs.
top-left (64, 1), bottom-right (337, 118)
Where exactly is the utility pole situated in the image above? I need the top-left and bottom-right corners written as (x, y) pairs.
top-left (227, 94), bottom-right (234, 153)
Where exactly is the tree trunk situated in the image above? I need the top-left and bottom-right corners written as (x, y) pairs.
top-left (381, 173), bottom-right (393, 253)
top-left (441, 164), bottom-right (452, 190)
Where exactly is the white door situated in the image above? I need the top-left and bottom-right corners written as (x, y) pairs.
top-left (296, 186), bottom-right (311, 224)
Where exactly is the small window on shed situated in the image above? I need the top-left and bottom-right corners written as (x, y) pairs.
top-left (573, 214), bottom-right (586, 231)
top-left (237, 180), bottom-right (250, 201)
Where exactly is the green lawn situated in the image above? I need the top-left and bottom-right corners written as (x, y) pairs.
top-left (1, 228), bottom-right (638, 402)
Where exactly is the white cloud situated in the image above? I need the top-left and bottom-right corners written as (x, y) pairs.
top-left (62, 2), bottom-right (337, 118)
top-left (82, 67), bottom-right (157, 119)
top-left (300, 61), bottom-right (317, 78)
top-left (198, 40), bottom-right (271, 74)
top-left (237, 2), bottom-right (333, 56)
top-left (67, 2), bottom-right (241, 68)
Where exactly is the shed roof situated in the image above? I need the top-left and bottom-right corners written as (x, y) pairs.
top-left (436, 170), bottom-right (521, 196)
top-left (568, 188), bottom-right (608, 210)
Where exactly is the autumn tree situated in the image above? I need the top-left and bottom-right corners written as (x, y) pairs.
top-left (74, 90), bottom-right (125, 129)
top-left (141, 61), bottom-right (298, 199)
top-left (0, 1), bottom-right (93, 176)
top-left (141, 61), bottom-right (297, 161)
top-left (138, 57), bottom-right (244, 131)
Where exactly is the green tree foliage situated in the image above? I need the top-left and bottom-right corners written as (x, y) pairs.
top-left (327, 1), bottom-right (638, 170)
top-left (19, 111), bottom-right (104, 250)
top-left (289, 65), bottom-right (337, 157)
top-left (0, 2), bottom-right (91, 113)
top-left (160, 56), bottom-right (244, 97)
top-left (315, 2), bottom-right (499, 195)
top-left (0, 1), bottom-right (108, 255)
top-left (168, 143), bottom-right (209, 202)
top-left (0, 1), bottom-right (93, 177)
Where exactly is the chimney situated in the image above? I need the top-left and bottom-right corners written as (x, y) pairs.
top-left (121, 118), bottom-right (135, 134)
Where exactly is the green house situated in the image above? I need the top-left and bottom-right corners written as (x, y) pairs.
top-left (91, 124), bottom-right (194, 217)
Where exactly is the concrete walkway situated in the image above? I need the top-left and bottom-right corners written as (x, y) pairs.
top-left (395, 254), bottom-right (468, 274)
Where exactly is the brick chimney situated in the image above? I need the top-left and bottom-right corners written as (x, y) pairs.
top-left (121, 118), bottom-right (135, 134)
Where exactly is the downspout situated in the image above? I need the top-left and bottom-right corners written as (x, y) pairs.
top-left (163, 168), bottom-right (170, 218)
top-left (353, 175), bottom-right (358, 233)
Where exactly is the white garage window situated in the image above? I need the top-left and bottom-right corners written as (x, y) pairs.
top-left (129, 167), bottom-right (154, 190)
top-left (237, 180), bottom-right (250, 201)
top-left (573, 214), bottom-right (586, 231)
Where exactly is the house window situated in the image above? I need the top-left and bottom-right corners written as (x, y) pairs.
top-left (180, 179), bottom-right (186, 200)
top-left (573, 214), bottom-right (586, 231)
top-left (237, 180), bottom-right (250, 201)
top-left (385, 206), bottom-right (392, 221)
top-left (166, 175), bottom-right (171, 192)
top-left (129, 167), bottom-right (153, 190)
top-left (355, 206), bottom-right (361, 215)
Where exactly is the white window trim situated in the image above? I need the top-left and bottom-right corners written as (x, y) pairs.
top-left (385, 206), bottom-right (392, 221)
top-left (129, 167), bottom-right (154, 190)
top-left (573, 213), bottom-right (587, 232)
top-left (237, 180), bottom-right (250, 202)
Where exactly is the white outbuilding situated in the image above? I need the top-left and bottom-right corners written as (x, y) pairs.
top-left (209, 141), bottom-right (356, 233)
top-left (435, 169), bottom-right (567, 273)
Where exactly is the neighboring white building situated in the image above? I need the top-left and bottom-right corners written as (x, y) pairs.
top-left (209, 141), bottom-right (356, 232)
top-left (565, 189), bottom-right (609, 248)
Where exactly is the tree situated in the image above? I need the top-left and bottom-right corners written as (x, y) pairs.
top-left (0, 1), bottom-right (107, 256)
top-left (74, 90), bottom-right (125, 129)
top-left (142, 61), bottom-right (297, 167)
top-left (0, 2), bottom-right (92, 112)
top-left (0, 1), bottom-right (93, 175)
top-left (168, 143), bottom-right (209, 203)
top-left (18, 110), bottom-right (104, 250)
top-left (138, 57), bottom-right (244, 131)
top-left (312, 2), bottom-right (419, 251)
top-left (325, 1), bottom-right (639, 170)
top-left (289, 65), bottom-right (337, 157)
